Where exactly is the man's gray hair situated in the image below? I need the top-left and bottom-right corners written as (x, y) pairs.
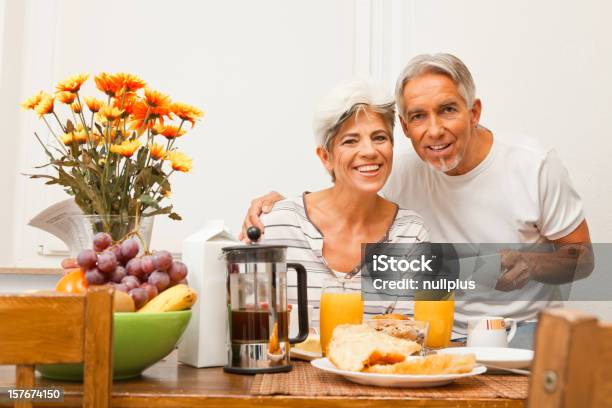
top-left (313, 78), bottom-right (395, 152)
top-left (395, 53), bottom-right (476, 119)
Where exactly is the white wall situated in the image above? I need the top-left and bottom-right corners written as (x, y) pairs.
top-left (0, 0), bottom-right (27, 266)
top-left (0, 0), bottom-right (4, 79)
top-left (388, 0), bottom-right (612, 242)
top-left (384, 0), bottom-right (612, 319)
top-left (1, 0), bottom-right (611, 271)
top-left (3, 0), bottom-right (355, 267)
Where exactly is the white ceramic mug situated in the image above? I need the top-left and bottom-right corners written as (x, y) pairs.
top-left (466, 316), bottom-right (517, 348)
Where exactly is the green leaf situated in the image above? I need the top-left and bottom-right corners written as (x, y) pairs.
top-left (138, 194), bottom-right (160, 209)
top-left (82, 151), bottom-right (92, 165)
top-left (27, 174), bottom-right (58, 182)
top-left (136, 146), bottom-right (147, 167)
top-left (149, 167), bottom-right (171, 192)
top-left (58, 167), bottom-right (106, 215)
top-left (133, 167), bottom-right (153, 188)
top-left (143, 205), bottom-right (172, 217)
top-left (168, 212), bottom-right (182, 221)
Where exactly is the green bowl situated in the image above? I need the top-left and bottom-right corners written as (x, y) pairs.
top-left (37, 310), bottom-right (192, 381)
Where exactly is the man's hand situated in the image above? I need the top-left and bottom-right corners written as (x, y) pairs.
top-left (495, 220), bottom-right (593, 291)
top-left (496, 249), bottom-right (531, 291)
top-left (239, 191), bottom-right (285, 242)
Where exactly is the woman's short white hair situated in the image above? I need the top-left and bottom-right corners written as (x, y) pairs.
top-left (395, 53), bottom-right (476, 119)
top-left (313, 78), bottom-right (395, 152)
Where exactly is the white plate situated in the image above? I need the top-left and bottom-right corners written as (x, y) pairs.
top-left (437, 347), bottom-right (533, 370)
top-left (310, 358), bottom-right (486, 388)
top-left (291, 348), bottom-right (322, 361)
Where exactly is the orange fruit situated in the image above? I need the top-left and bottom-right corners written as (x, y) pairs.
top-left (56, 269), bottom-right (87, 293)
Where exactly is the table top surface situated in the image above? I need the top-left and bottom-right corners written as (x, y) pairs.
top-left (0, 351), bottom-right (527, 408)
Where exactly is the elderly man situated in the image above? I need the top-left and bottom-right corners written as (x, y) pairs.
top-left (242, 54), bottom-right (592, 348)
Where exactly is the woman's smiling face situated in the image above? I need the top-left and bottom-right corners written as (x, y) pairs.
top-left (318, 108), bottom-right (393, 193)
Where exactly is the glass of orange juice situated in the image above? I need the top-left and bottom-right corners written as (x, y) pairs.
top-left (414, 291), bottom-right (454, 349)
top-left (319, 278), bottom-right (363, 356)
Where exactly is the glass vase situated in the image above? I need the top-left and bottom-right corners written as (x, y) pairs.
top-left (64, 214), bottom-right (154, 256)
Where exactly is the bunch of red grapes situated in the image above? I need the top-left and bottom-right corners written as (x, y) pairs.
top-left (76, 232), bottom-right (188, 308)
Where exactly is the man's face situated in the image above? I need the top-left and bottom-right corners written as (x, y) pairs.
top-left (399, 73), bottom-right (481, 175)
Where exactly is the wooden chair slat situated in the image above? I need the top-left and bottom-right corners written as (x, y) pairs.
top-left (528, 308), bottom-right (607, 408)
top-left (83, 287), bottom-right (113, 408)
top-left (0, 295), bottom-right (85, 364)
top-left (592, 325), bottom-right (612, 407)
top-left (0, 287), bottom-right (113, 408)
top-left (14, 365), bottom-right (34, 408)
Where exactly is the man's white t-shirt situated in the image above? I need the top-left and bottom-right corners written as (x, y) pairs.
top-left (382, 133), bottom-right (585, 334)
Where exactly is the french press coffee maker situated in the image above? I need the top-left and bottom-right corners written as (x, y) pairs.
top-left (222, 227), bottom-right (309, 374)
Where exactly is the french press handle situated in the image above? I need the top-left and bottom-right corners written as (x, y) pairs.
top-left (287, 262), bottom-right (309, 344)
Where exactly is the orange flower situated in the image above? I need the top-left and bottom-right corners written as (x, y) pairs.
top-left (84, 96), bottom-right (103, 112)
top-left (113, 90), bottom-right (139, 115)
top-left (21, 91), bottom-right (43, 110)
top-left (56, 73), bottom-right (89, 93)
top-left (90, 131), bottom-right (103, 145)
top-left (148, 142), bottom-right (166, 160)
top-left (128, 100), bottom-right (154, 132)
top-left (97, 103), bottom-right (124, 122)
top-left (60, 132), bottom-right (76, 145)
top-left (153, 124), bottom-right (186, 139)
top-left (151, 123), bottom-right (164, 135)
top-left (34, 93), bottom-right (55, 116)
top-left (161, 189), bottom-right (172, 198)
top-left (167, 151), bottom-right (192, 172)
top-left (56, 91), bottom-right (76, 104)
top-left (110, 139), bottom-right (141, 157)
top-left (116, 73), bottom-right (146, 92)
top-left (74, 125), bottom-right (89, 142)
top-left (128, 89), bottom-right (172, 133)
top-left (171, 102), bottom-right (203, 128)
top-left (110, 129), bottom-right (120, 142)
top-left (70, 102), bottom-right (82, 113)
top-left (60, 125), bottom-right (88, 145)
top-left (94, 72), bottom-right (122, 97)
top-left (144, 87), bottom-right (172, 117)
top-left (101, 128), bottom-right (120, 143)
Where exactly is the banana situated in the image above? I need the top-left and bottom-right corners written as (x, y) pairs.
top-left (137, 284), bottom-right (197, 313)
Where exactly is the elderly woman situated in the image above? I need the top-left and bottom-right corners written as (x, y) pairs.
top-left (252, 79), bottom-right (429, 325)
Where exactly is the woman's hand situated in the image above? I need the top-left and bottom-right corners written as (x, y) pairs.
top-left (239, 191), bottom-right (285, 242)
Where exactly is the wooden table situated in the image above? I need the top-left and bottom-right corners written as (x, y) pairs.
top-left (0, 352), bottom-right (526, 408)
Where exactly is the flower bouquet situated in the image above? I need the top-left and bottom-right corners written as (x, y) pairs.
top-left (21, 72), bottom-right (202, 244)
top-left (22, 75), bottom-right (201, 376)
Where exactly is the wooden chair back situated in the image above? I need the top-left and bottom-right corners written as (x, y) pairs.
top-left (0, 287), bottom-right (113, 408)
top-left (529, 308), bottom-right (612, 407)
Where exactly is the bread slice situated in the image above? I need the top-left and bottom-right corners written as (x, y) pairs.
top-left (364, 353), bottom-right (476, 375)
top-left (372, 313), bottom-right (410, 320)
top-left (327, 324), bottom-right (421, 372)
